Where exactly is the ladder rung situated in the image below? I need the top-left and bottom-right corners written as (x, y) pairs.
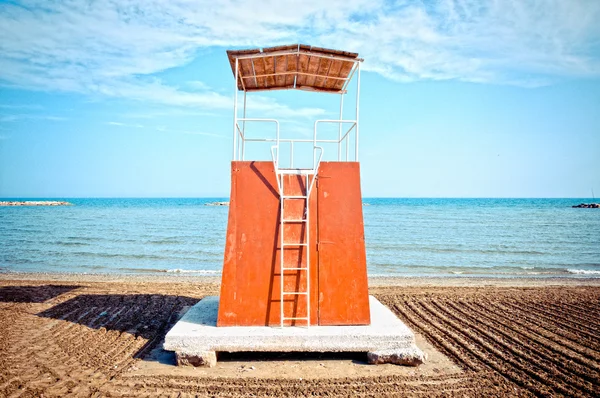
top-left (282, 292), bottom-right (308, 295)
top-left (282, 219), bottom-right (307, 223)
top-left (282, 195), bottom-right (307, 199)
top-left (283, 317), bottom-right (309, 320)
top-left (282, 243), bottom-right (308, 246)
top-left (282, 267), bottom-right (307, 271)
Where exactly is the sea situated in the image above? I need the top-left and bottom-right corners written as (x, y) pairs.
top-left (1, 198), bottom-right (599, 278)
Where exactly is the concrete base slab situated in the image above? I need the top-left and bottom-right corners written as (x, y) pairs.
top-left (163, 296), bottom-right (425, 367)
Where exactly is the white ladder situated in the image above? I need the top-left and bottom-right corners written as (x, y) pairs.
top-left (271, 148), bottom-right (322, 327)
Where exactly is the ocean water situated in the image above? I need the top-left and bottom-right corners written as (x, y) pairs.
top-left (1, 198), bottom-right (598, 278)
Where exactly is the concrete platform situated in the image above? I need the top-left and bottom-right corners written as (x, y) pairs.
top-left (163, 296), bottom-right (425, 367)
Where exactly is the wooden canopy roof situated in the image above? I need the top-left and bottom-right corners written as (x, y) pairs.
top-left (227, 44), bottom-right (361, 94)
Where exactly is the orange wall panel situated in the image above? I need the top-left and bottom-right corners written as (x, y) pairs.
top-left (316, 162), bottom-right (370, 325)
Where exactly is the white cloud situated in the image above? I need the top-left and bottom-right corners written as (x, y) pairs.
top-left (248, 95), bottom-right (326, 119)
top-left (105, 119), bottom-right (225, 138)
top-left (121, 109), bottom-right (220, 119)
top-left (106, 121), bottom-right (142, 128)
top-left (94, 78), bottom-right (232, 109)
top-left (324, 0), bottom-right (600, 85)
top-left (181, 130), bottom-right (226, 138)
top-left (0, 114), bottom-right (67, 122)
top-left (0, 104), bottom-right (43, 110)
top-left (0, 0), bottom-right (598, 111)
top-left (187, 80), bottom-right (211, 91)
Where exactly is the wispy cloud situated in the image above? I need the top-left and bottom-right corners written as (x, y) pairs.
top-left (249, 95), bottom-right (326, 119)
top-left (121, 108), bottom-right (221, 120)
top-left (0, 0), bottom-right (598, 110)
top-left (187, 80), bottom-right (211, 91)
top-left (338, 0), bottom-right (600, 85)
top-left (0, 103), bottom-right (43, 110)
top-left (105, 120), bottom-right (225, 139)
top-left (0, 114), bottom-right (67, 122)
top-left (0, 0), bottom-right (334, 116)
top-left (106, 121), bottom-right (143, 128)
top-left (180, 130), bottom-right (226, 138)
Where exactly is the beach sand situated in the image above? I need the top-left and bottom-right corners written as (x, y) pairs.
top-left (0, 273), bottom-right (598, 397)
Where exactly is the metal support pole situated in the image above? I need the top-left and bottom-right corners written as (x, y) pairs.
top-left (305, 172), bottom-right (310, 327)
top-left (242, 90), bottom-right (247, 160)
top-left (313, 121), bottom-right (317, 169)
top-left (355, 62), bottom-right (361, 161)
top-left (346, 134), bottom-right (349, 161)
top-left (338, 94), bottom-right (344, 161)
top-left (279, 174), bottom-right (284, 327)
top-left (233, 58), bottom-right (239, 160)
top-left (276, 122), bottom-right (280, 167)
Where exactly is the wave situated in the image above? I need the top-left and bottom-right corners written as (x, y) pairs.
top-left (368, 263), bottom-right (600, 277)
top-left (100, 267), bottom-right (221, 275)
top-left (55, 241), bottom-right (89, 247)
top-left (164, 269), bottom-right (220, 274)
top-left (567, 269), bottom-right (600, 275)
top-left (67, 251), bottom-right (205, 261)
top-left (146, 238), bottom-right (185, 245)
top-left (368, 245), bottom-right (545, 256)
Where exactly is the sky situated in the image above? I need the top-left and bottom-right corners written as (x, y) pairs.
top-left (0, 0), bottom-right (599, 198)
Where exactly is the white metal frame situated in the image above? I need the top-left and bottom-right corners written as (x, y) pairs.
top-left (232, 57), bottom-right (362, 165)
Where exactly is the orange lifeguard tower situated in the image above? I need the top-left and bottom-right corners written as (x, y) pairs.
top-left (164, 45), bottom-right (425, 367)
top-left (217, 44), bottom-right (370, 327)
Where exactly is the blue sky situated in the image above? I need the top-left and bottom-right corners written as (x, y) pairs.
top-left (0, 0), bottom-right (599, 198)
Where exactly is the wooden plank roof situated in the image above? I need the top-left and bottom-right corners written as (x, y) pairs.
top-left (227, 44), bottom-right (361, 93)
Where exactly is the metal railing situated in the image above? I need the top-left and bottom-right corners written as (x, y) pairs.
top-left (233, 118), bottom-right (279, 162)
top-left (234, 118), bottom-right (358, 167)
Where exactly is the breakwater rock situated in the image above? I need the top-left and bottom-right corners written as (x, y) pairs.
top-left (572, 203), bottom-right (599, 208)
top-left (205, 201), bottom-right (229, 206)
top-left (0, 201), bottom-right (73, 206)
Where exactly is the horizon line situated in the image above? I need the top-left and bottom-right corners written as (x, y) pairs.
top-left (1, 196), bottom-right (597, 200)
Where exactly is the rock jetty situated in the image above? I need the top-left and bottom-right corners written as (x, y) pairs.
top-left (572, 203), bottom-right (599, 208)
top-left (0, 201), bottom-right (72, 206)
top-left (205, 201), bottom-right (229, 206)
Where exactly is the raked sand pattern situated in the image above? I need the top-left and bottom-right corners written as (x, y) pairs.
top-left (0, 277), bottom-right (598, 397)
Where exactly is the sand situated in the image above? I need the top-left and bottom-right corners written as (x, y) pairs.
top-left (0, 273), bottom-right (598, 397)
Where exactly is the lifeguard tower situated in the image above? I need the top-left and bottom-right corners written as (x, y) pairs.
top-left (219, 44), bottom-right (370, 327)
top-left (164, 45), bottom-right (425, 367)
